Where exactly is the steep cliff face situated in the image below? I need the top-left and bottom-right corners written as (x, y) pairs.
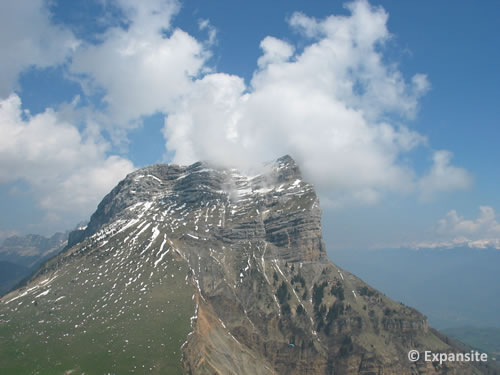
top-left (0, 156), bottom-right (494, 374)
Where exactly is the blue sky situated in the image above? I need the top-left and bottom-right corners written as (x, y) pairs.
top-left (0, 0), bottom-right (499, 250)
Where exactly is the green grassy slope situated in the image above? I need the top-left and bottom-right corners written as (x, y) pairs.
top-left (0, 225), bottom-right (195, 374)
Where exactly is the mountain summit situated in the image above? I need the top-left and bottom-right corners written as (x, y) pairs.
top-left (0, 156), bottom-right (492, 374)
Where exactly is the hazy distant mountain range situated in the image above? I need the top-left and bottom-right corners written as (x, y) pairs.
top-left (0, 232), bottom-right (68, 295)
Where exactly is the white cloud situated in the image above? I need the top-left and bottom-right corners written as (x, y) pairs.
top-left (0, 0), bottom-right (78, 97)
top-left (164, 0), bottom-right (457, 204)
top-left (419, 150), bottom-right (472, 200)
top-left (408, 238), bottom-right (500, 250)
top-left (0, 0), bottom-right (207, 230)
top-left (198, 18), bottom-right (217, 45)
top-left (408, 206), bottom-right (500, 250)
top-left (437, 206), bottom-right (500, 237)
top-left (0, 0), bottom-right (474, 230)
top-left (113, 0), bottom-right (180, 33)
top-left (257, 37), bottom-right (295, 68)
top-left (288, 1), bottom-right (429, 120)
top-left (0, 94), bottom-right (134, 223)
top-left (69, 0), bottom-right (208, 140)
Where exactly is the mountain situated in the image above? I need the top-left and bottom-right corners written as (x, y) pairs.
top-left (0, 232), bottom-right (68, 269)
top-left (0, 232), bottom-right (68, 295)
top-left (330, 247), bottom-right (500, 330)
top-left (0, 156), bottom-right (495, 374)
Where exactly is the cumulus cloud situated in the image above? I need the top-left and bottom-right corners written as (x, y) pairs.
top-left (418, 150), bottom-right (472, 200)
top-left (163, 0), bottom-right (455, 204)
top-left (409, 206), bottom-right (500, 250)
top-left (0, 0), bottom-right (78, 97)
top-left (69, 0), bottom-right (208, 139)
top-left (437, 206), bottom-right (500, 237)
top-left (257, 37), bottom-right (295, 68)
top-left (0, 94), bottom-right (134, 222)
top-left (0, 0), bottom-right (205, 228)
top-left (0, 0), bottom-right (474, 229)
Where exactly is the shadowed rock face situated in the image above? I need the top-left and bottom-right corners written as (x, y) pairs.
top-left (1, 156), bottom-right (496, 374)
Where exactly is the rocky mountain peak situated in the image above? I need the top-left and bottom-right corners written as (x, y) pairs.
top-left (68, 155), bottom-right (322, 262)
